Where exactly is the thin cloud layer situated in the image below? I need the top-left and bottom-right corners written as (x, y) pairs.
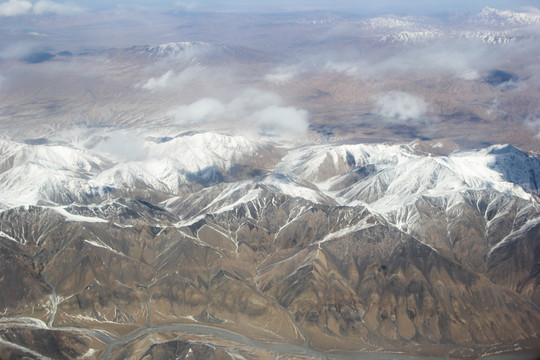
top-left (323, 43), bottom-right (487, 80)
top-left (324, 61), bottom-right (361, 77)
top-left (33, 0), bottom-right (81, 15)
top-left (172, 98), bottom-right (226, 123)
top-left (0, 42), bottom-right (38, 60)
top-left (168, 89), bottom-right (309, 138)
top-left (92, 129), bottom-right (147, 162)
top-left (140, 66), bottom-right (217, 91)
top-left (174, 1), bottom-right (197, 11)
top-left (264, 65), bottom-right (302, 85)
top-left (0, 0), bottom-right (82, 16)
top-left (525, 115), bottom-right (540, 138)
top-left (312, 34), bottom-right (537, 81)
top-left (261, 37), bottom-right (504, 83)
top-left (103, 0), bottom-right (540, 14)
top-left (141, 70), bottom-right (176, 91)
top-left (0, 0), bottom-right (31, 16)
top-left (375, 91), bottom-right (429, 123)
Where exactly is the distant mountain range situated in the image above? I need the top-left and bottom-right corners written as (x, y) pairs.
top-left (371, 7), bottom-right (540, 44)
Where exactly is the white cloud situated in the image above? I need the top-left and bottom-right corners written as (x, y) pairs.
top-left (0, 0), bottom-right (82, 16)
top-left (168, 89), bottom-right (309, 138)
top-left (264, 65), bottom-right (301, 85)
top-left (375, 91), bottom-right (429, 123)
top-left (141, 70), bottom-right (176, 91)
top-left (525, 116), bottom-right (540, 138)
top-left (324, 49), bottom-right (481, 80)
top-left (324, 61), bottom-right (361, 77)
top-left (92, 129), bottom-right (146, 162)
top-left (140, 66), bottom-right (220, 91)
top-left (174, 0), bottom-right (197, 11)
top-left (0, 42), bottom-right (37, 60)
top-left (0, 0), bottom-right (32, 16)
top-left (228, 89), bottom-right (281, 114)
top-left (33, 0), bottom-right (82, 15)
top-left (248, 105), bottom-right (309, 136)
top-left (317, 39), bottom-right (507, 81)
top-left (171, 98), bottom-right (226, 124)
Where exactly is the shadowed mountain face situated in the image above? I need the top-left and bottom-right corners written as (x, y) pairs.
top-left (20, 52), bottom-right (55, 64)
top-left (484, 70), bottom-right (517, 86)
top-left (0, 137), bottom-right (540, 359)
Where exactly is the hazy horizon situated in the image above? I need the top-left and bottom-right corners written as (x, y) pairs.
top-left (1, 0), bottom-right (540, 15)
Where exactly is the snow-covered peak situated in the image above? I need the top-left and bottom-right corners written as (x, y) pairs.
top-left (0, 138), bottom-right (110, 208)
top-left (379, 31), bottom-right (444, 44)
top-left (258, 173), bottom-right (332, 205)
top-left (0, 139), bottom-right (106, 174)
top-left (473, 7), bottom-right (540, 27)
top-left (146, 132), bottom-right (260, 173)
top-left (91, 132), bottom-right (265, 194)
top-left (276, 143), bottom-right (539, 214)
top-left (378, 30), bottom-right (520, 45)
top-left (162, 141), bottom-right (540, 232)
top-left (462, 30), bottom-right (519, 44)
top-left (484, 144), bottom-right (540, 195)
top-left (295, 14), bottom-right (345, 26)
top-left (1, 132), bottom-right (538, 224)
top-left (165, 172), bottom-right (334, 221)
top-left (136, 42), bottom-right (214, 58)
top-left (0, 161), bottom-right (103, 209)
top-left (275, 143), bottom-right (414, 183)
top-left (370, 7), bottom-right (540, 45)
top-left (362, 15), bottom-right (430, 31)
top-left (0, 132), bottom-right (273, 210)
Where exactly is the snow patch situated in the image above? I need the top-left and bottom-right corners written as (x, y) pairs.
top-left (317, 218), bottom-right (376, 244)
top-left (489, 216), bottom-right (540, 255)
top-left (84, 239), bottom-right (114, 251)
top-left (82, 349), bottom-right (95, 358)
top-left (261, 175), bottom-right (326, 204)
top-left (0, 230), bottom-right (17, 242)
top-left (213, 188), bottom-right (263, 214)
top-left (52, 207), bottom-right (108, 223)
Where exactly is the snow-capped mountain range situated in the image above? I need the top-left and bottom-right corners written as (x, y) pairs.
top-left (0, 132), bottom-right (268, 209)
top-left (1, 132), bottom-right (538, 224)
top-left (122, 7), bottom-right (540, 51)
top-left (473, 7), bottom-right (540, 27)
top-left (2, 130), bottom-right (539, 357)
top-left (364, 7), bottom-right (540, 44)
